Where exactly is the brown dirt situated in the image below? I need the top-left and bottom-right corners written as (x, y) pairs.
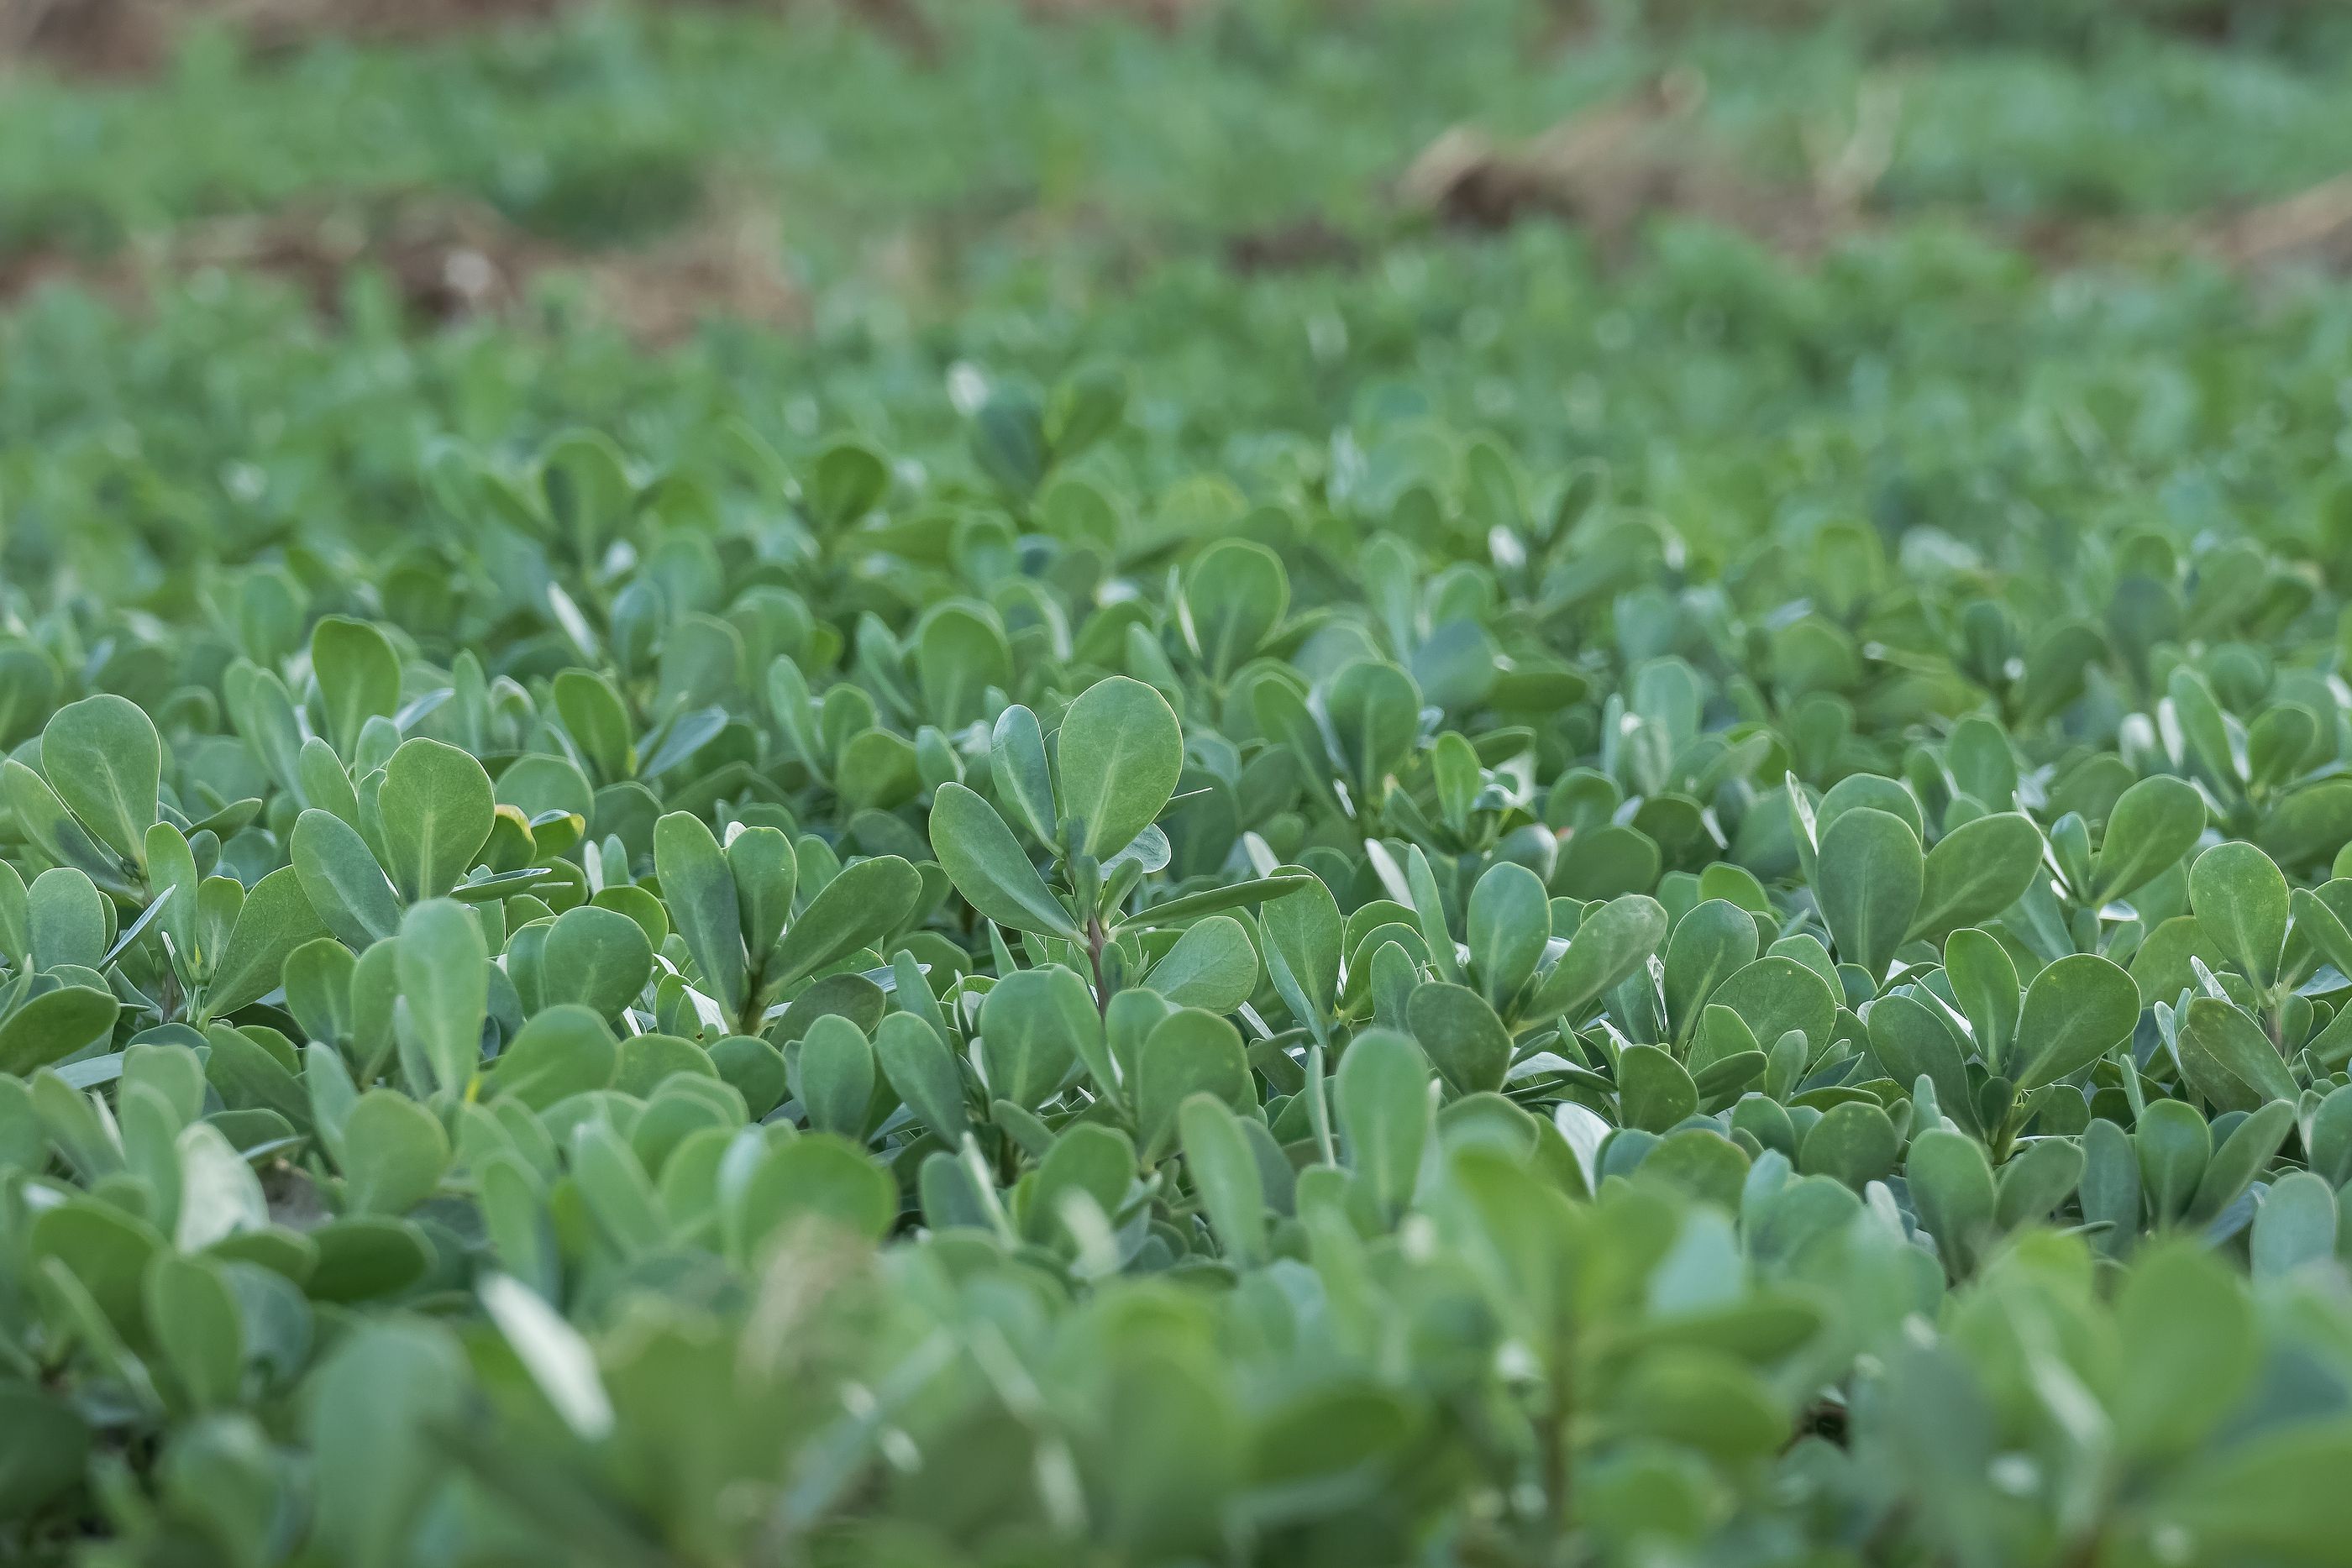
top-left (2, 0), bottom-right (165, 75)
top-left (1395, 73), bottom-right (1893, 265)
top-left (1225, 215), bottom-right (1361, 275)
top-left (1022, 0), bottom-right (1205, 23)
top-left (1950, 179), bottom-right (2352, 279)
top-left (1, 0), bottom-right (573, 76)
top-left (1629, 0), bottom-right (2331, 49)
top-left (2192, 176), bottom-right (2352, 273)
top-left (1396, 74), bottom-right (2352, 281)
top-left (0, 192), bottom-right (803, 346)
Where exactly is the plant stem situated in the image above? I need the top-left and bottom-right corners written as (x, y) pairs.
top-left (1539, 1336), bottom-right (1575, 1558)
top-left (1085, 915), bottom-right (1110, 1016)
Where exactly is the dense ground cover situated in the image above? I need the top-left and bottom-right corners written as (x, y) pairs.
top-left (11, 2), bottom-right (2352, 1565)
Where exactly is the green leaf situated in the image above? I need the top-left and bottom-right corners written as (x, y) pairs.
top-left (1180, 1093), bottom-right (1268, 1264)
top-left (767, 656), bottom-right (826, 774)
top-left (339, 1089), bottom-right (452, 1214)
top-left (1865, 992), bottom-right (1979, 1139)
top-left (1027, 1120), bottom-right (1133, 1249)
top-left (1523, 894), bottom-right (1667, 1022)
top-left (1408, 981), bottom-right (1514, 1096)
top-left (304, 1319), bottom-right (468, 1568)
top-left (1662, 899), bottom-right (1758, 1045)
top-left (311, 616), bottom-right (402, 758)
top-left (794, 1015), bottom-right (876, 1138)
top-left (0, 985), bottom-right (119, 1075)
top-left (1796, 1100), bottom-right (1899, 1188)
top-left (874, 1010), bottom-right (969, 1146)
top-left (2189, 841), bottom-right (2289, 990)
top-left (478, 1272), bottom-right (613, 1441)
top-left (238, 949), bottom-right (332, 1078)
top-left (306, 1216), bottom-right (433, 1303)
top-left (1180, 539), bottom-right (1289, 683)
top-left (301, 735), bottom-right (363, 827)
top-left (1055, 675), bottom-right (1184, 859)
top-left (1115, 873), bottom-right (1315, 933)
top-left (652, 811), bottom-right (748, 1018)
top-left (1712, 955), bottom-right (1840, 1060)
top-left (2080, 1114), bottom-right (2143, 1257)
top-left (29, 1193), bottom-right (164, 1335)
top-left (41, 694), bottom-right (160, 868)
top-left (395, 899), bottom-right (488, 1096)
top-left (2143, 1420), bottom-right (2352, 1565)
top-left (769, 854), bottom-right (921, 991)
top-left (989, 704), bottom-right (1059, 843)
top-left (2186, 1099), bottom-right (2296, 1225)
top-left (2258, 779), bottom-right (2352, 873)
top-left (1942, 927), bottom-right (2020, 1074)
top-left (914, 601), bottom-right (1013, 731)
top-left (1335, 1028), bottom-right (1431, 1219)
top-left (207, 866), bottom-right (330, 1016)
top-left (2291, 884), bottom-right (2352, 990)
top-left (375, 738), bottom-right (496, 903)
top-left (537, 905), bottom-right (654, 1020)
top-left (1993, 1134), bottom-right (2083, 1231)
top-left (1812, 806), bottom-right (1923, 981)
top-left (4, 758), bottom-right (131, 897)
top-left (1141, 914), bottom-right (1259, 1011)
top-left (2175, 995), bottom-right (2298, 1109)
top-left (143, 1252), bottom-right (244, 1410)
top-left (1617, 1044), bottom-right (1698, 1134)
top-left (1905, 1128), bottom-right (1997, 1277)
top-left (29, 867), bottom-right (106, 971)
top-left (0, 1385), bottom-right (90, 1518)
top-left (485, 1004), bottom-right (617, 1109)
top-left (2010, 952), bottom-right (2139, 1094)
top-left (2094, 774), bottom-right (2208, 902)
top-left (928, 783), bottom-right (1079, 939)
top-left (1325, 660), bottom-right (1420, 804)
top-left (1634, 1129), bottom-right (1751, 1213)
top-left (1258, 868), bottom-right (1341, 1036)
top-left (806, 437), bottom-right (890, 529)
top-left (971, 389), bottom-right (1047, 499)
top-left (1134, 1007), bottom-right (1251, 1160)
top-left (291, 809), bottom-right (402, 951)
top-left (569, 1122), bottom-right (665, 1254)
top-left (1908, 811), bottom-right (2043, 942)
top-left (732, 1134), bottom-right (895, 1256)
top-left (976, 964), bottom-right (1097, 1110)
top-left (727, 826), bottom-right (799, 963)
top-left (2112, 1241), bottom-right (2255, 1459)
top-left (0, 860), bottom-right (24, 973)
top-left (1046, 363), bottom-right (1126, 458)
top-left (2251, 1171), bottom-right (2339, 1279)
top-left (145, 822), bottom-right (200, 971)
top-left (1400, 843), bottom-right (1462, 985)
top-left (2135, 1098), bottom-right (2212, 1226)
top-left (1466, 861), bottom-right (1551, 1010)
top-left (552, 669), bottom-right (635, 780)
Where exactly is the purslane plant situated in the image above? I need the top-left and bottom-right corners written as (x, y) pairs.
top-left (6, 373), bottom-right (2352, 1566)
top-left (11, 12), bottom-right (2352, 1541)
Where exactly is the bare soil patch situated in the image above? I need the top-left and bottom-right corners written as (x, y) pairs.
top-left (2192, 176), bottom-right (2352, 273)
top-left (0, 192), bottom-right (802, 345)
top-left (1226, 216), bottom-right (1362, 275)
top-left (1396, 73), bottom-right (2352, 281)
top-left (1396, 74), bottom-right (1894, 264)
top-left (1, 0), bottom-right (574, 76)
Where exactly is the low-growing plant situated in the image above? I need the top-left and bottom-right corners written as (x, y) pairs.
top-left (9, 5), bottom-right (2352, 1561)
top-left (3, 370), bottom-right (2352, 1564)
